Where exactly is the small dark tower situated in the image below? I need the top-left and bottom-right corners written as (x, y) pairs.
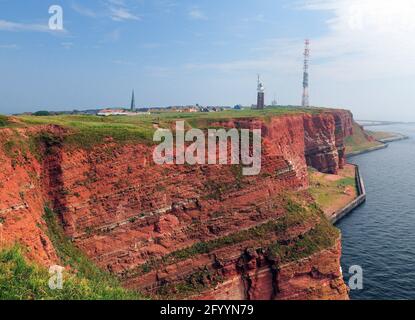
top-left (130, 90), bottom-right (136, 112)
top-left (256, 75), bottom-right (265, 109)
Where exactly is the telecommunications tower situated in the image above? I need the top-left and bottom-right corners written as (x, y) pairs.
top-left (301, 39), bottom-right (310, 108)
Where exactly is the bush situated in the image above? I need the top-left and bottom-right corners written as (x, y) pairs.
top-left (33, 111), bottom-right (51, 116)
top-left (0, 115), bottom-right (9, 127)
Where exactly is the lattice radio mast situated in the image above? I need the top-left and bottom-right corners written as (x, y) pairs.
top-left (302, 39), bottom-right (310, 107)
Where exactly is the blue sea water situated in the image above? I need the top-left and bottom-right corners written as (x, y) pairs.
top-left (338, 124), bottom-right (415, 300)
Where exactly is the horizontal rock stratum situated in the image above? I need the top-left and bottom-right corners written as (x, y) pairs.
top-left (0, 109), bottom-right (354, 300)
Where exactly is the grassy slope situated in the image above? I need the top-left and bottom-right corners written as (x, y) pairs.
top-left (308, 167), bottom-right (357, 216)
top-left (366, 130), bottom-right (401, 141)
top-left (0, 208), bottom-right (144, 300)
top-left (0, 246), bottom-right (141, 300)
top-left (345, 123), bottom-right (383, 154)
top-left (0, 115), bottom-right (10, 127)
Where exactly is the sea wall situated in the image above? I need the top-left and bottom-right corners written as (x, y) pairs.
top-left (330, 165), bottom-right (366, 224)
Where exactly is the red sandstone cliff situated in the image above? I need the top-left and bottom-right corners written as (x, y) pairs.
top-left (0, 110), bottom-right (353, 300)
top-left (0, 127), bottom-right (58, 265)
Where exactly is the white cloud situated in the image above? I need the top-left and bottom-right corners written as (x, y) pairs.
top-left (189, 8), bottom-right (207, 20)
top-left (104, 0), bottom-right (140, 21)
top-left (298, 0), bottom-right (415, 80)
top-left (107, 0), bottom-right (126, 5)
top-left (243, 14), bottom-right (267, 23)
top-left (112, 59), bottom-right (135, 65)
top-left (188, 0), bottom-right (415, 80)
top-left (71, 3), bottom-right (97, 18)
top-left (183, 0), bottom-right (415, 119)
top-left (72, 1), bottom-right (140, 22)
top-left (61, 42), bottom-right (74, 49)
top-left (0, 19), bottom-right (68, 34)
top-left (109, 6), bottom-right (140, 21)
top-left (144, 66), bottom-right (172, 78)
top-left (0, 44), bottom-right (18, 49)
top-left (185, 38), bottom-right (302, 74)
top-left (0, 20), bottom-right (50, 32)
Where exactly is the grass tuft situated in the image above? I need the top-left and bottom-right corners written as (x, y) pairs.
top-left (0, 207), bottom-right (145, 300)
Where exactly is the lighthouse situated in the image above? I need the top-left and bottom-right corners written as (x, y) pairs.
top-left (256, 75), bottom-right (265, 110)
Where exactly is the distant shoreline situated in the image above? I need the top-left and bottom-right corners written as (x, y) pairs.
top-left (346, 144), bottom-right (388, 158)
top-left (347, 131), bottom-right (409, 158)
top-left (376, 133), bottom-right (409, 143)
top-left (357, 120), bottom-right (415, 127)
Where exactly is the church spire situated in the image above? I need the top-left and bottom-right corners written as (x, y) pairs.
top-left (130, 90), bottom-right (136, 111)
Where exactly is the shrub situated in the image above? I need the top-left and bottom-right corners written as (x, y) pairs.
top-left (33, 111), bottom-right (51, 116)
top-left (0, 115), bottom-right (9, 127)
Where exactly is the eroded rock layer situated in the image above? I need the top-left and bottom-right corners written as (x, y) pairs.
top-left (0, 110), bottom-right (353, 300)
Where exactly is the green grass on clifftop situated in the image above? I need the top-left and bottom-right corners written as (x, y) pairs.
top-left (0, 115), bottom-right (10, 127)
top-left (15, 107), bottom-right (332, 148)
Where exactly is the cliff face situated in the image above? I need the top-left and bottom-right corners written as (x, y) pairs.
top-left (0, 127), bottom-right (59, 266)
top-left (0, 110), bottom-right (353, 300)
top-left (304, 110), bottom-right (354, 174)
top-left (197, 238), bottom-right (347, 300)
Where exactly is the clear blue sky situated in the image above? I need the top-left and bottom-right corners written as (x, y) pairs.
top-left (1, 0), bottom-right (414, 121)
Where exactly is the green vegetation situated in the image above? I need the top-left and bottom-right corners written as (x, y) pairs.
top-left (337, 177), bottom-right (355, 188)
top-left (20, 115), bottom-right (156, 149)
top-left (33, 111), bottom-right (51, 116)
top-left (308, 168), bottom-right (357, 209)
top-left (203, 166), bottom-right (244, 200)
top-left (345, 123), bottom-right (383, 153)
top-left (1, 130), bottom-right (31, 167)
top-left (155, 267), bottom-right (224, 298)
top-left (27, 131), bottom-right (65, 161)
top-left (129, 197), bottom-right (333, 277)
top-left (0, 115), bottom-right (10, 127)
top-left (268, 218), bottom-right (339, 263)
top-left (366, 130), bottom-right (400, 141)
top-left (0, 245), bottom-right (142, 300)
top-left (15, 107), bottom-right (330, 148)
top-left (0, 207), bottom-right (144, 300)
top-left (146, 196), bottom-right (340, 298)
top-left (137, 219), bottom-right (282, 276)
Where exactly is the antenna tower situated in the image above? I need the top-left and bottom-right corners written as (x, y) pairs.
top-left (302, 39), bottom-right (310, 107)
